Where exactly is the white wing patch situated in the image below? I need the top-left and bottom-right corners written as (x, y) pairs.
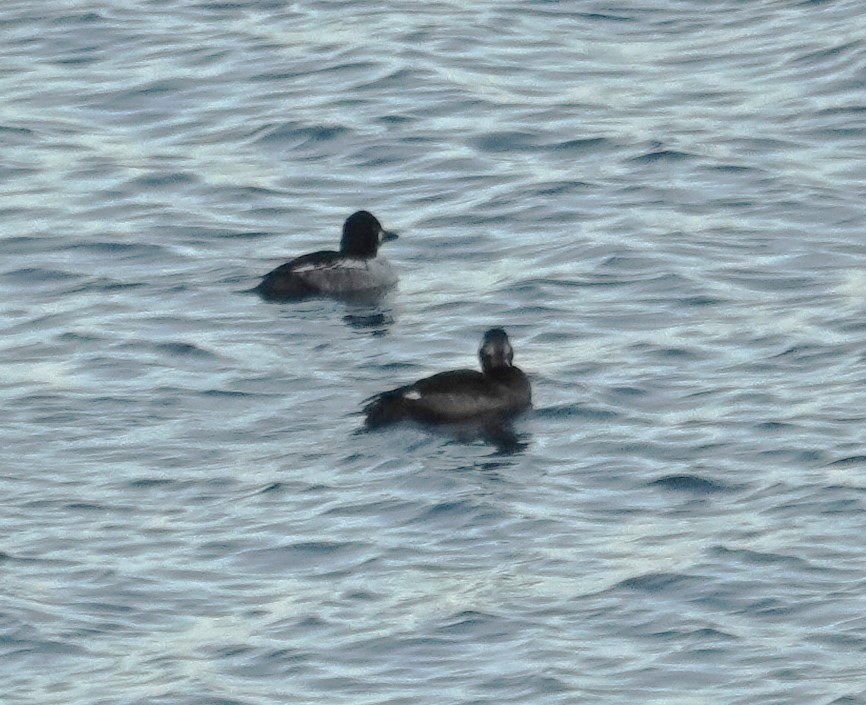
top-left (293, 258), bottom-right (366, 274)
top-left (403, 389), bottom-right (422, 400)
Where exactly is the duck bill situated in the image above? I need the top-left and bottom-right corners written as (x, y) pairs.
top-left (381, 230), bottom-right (399, 243)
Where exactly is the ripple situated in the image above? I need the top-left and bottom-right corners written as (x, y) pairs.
top-left (2, 267), bottom-right (82, 284)
top-left (237, 541), bottom-right (374, 576)
top-left (152, 342), bottom-right (220, 359)
top-left (615, 572), bottom-right (701, 594)
top-left (648, 474), bottom-right (736, 494)
top-left (252, 123), bottom-right (352, 147)
top-left (827, 456), bottom-right (866, 467)
top-left (535, 404), bottom-right (621, 421)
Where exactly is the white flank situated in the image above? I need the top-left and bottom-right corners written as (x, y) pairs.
top-left (295, 257), bottom-right (397, 292)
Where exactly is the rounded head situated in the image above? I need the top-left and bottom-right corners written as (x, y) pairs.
top-left (479, 328), bottom-right (514, 373)
top-left (340, 210), bottom-right (398, 258)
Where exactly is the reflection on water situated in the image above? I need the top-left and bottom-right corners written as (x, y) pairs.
top-left (359, 415), bottom-right (530, 455)
top-left (251, 285), bottom-right (397, 333)
top-left (445, 418), bottom-right (530, 455)
top-left (342, 310), bottom-right (394, 333)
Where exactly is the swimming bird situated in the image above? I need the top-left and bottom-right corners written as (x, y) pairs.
top-left (254, 210), bottom-right (398, 300)
top-left (364, 328), bottom-right (531, 428)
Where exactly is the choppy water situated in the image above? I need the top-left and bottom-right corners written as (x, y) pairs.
top-left (3, 1), bottom-right (866, 703)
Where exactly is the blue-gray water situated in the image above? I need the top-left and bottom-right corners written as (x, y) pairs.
top-left (3, 1), bottom-right (866, 703)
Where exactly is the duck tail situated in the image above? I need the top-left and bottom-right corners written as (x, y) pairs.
top-left (363, 390), bottom-right (406, 429)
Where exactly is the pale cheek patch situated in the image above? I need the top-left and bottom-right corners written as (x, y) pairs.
top-left (482, 343), bottom-right (513, 364)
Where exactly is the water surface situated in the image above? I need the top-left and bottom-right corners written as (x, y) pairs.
top-left (2, 2), bottom-right (866, 703)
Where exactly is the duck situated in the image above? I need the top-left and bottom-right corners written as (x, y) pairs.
top-left (364, 328), bottom-right (531, 428)
top-left (254, 210), bottom-right (398, 300)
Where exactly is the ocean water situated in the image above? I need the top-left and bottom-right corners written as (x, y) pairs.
top-left (2, 1), bottom-right (866, 703)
